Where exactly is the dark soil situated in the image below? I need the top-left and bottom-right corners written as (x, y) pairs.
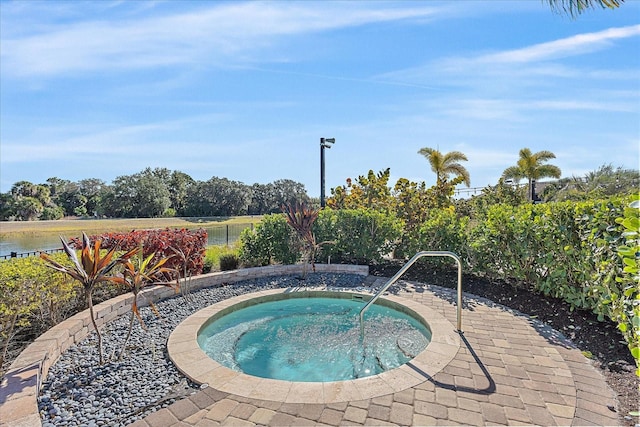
top-left (370, 260), bottom-right (639, 427)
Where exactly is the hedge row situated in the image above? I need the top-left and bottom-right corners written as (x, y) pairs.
top-left (238, 209), bottom-right (404, 266)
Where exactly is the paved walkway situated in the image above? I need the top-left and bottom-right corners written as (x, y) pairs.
top-left (130, 277), bottom-right (620, 426)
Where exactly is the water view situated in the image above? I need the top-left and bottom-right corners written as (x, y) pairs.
top-left (0, 223), bottom-right (253, 258)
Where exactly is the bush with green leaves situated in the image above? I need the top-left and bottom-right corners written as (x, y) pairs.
top-left (466, 196), bottom-right (639, 372)
top-left (471, 201), bottom-right (595, 305)
top-left (219, 254), bottom-right (240, 271)
top-left (397, 207), bottom-right (470, 269)
top-left (238, 214), bottom-right (297, 266)
top-left (0, 254), bottom-right (78, 373)
top-left (314, 208), bottom-right (403, 264)
top-left (469, 198), bottom-right (628, 294)
top-left (468, 203), bottom-right (541, 283)
top-left (571, 197), bottom-right (637, 375)
top-left (238, 209), bottom-right (402, 266)
top-left (202, 245), bottom-right (239, 273)
top-left (613, 197), bottom-right (639, 375)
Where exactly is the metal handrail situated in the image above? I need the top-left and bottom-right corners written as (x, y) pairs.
top-left (359, 251), bottom-right (463, 335)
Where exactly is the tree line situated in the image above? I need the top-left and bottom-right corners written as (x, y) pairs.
top-left (2, 146), bottom-right (637, 222)
top-left (0, 168), bottom-right (311, 221)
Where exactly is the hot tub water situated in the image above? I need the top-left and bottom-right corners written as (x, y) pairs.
top-left (197, 296), bottom-right (431, 382)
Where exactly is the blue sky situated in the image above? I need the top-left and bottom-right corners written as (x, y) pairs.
top-left (1, 1), bottom-right (639, 198)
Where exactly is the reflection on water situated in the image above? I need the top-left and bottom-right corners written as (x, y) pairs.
top-left (0, 232), bottom-right (65, 257)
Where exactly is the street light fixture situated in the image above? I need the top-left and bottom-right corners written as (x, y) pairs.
top-left (320, 137), bottom-right (335, 208)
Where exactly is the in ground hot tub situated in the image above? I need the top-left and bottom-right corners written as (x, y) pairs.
top-left (197, 294), bottom-right (431, 382)
top-left (168, 289), bottom-right (460, 403)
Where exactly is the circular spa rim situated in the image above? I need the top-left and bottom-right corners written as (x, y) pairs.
top-left (167, 288), bottom-right (460, 404)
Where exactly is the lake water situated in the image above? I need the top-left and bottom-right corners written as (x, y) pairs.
top-left (0, 223), bottom-right (253, 258)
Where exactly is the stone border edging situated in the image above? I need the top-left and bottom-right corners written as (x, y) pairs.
top-left (0, 264), bottom-right (368, 427)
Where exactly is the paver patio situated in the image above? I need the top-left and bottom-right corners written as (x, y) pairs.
top-left (130, 276), bottom-right (621, 427)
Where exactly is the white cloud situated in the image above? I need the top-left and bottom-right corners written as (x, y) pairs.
top-left (438, 99), bottom-right (526, 121)
top-left (1, 2), bottom-right (441, 78)
top-left (480, 25), bottom-right (640, 64)
top-left (378, 25), bottom-right (640, 86)
top-left (529, 99), bottom-right (637, 112)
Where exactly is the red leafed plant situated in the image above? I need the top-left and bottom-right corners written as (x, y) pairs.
top-left (72, 228), bottom-right (207, 277)
top-left (282, 201), bottom-right (333, 277)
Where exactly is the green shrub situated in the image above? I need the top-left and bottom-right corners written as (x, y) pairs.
top-left (466, 196), bottom-right (639, 368)
top-left (202, 245), bottom-right (239, 273)
top-left (0, 254), bottom-right (78, 373)
top-left (610, 197), bottom-right (639, 375)
top-left (238, 214), bottom-right (297, 266)
top-left (314, 208), bottom-right (403, 264)
top-left (468, 203), bottom-right (537, 282)
top-left (468, 198), bottom-right (628, 293)
top-left (219, 254), bottom-right (240, 271)
top-left (239, 209), bottom-right (402, 266)
top-left (202, 256), bottom-right (215, 274)
top-left (396, 207), bottom-right (469, 268)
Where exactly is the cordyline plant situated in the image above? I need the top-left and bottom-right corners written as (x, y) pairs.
top-left (282, 201), bottom-right (333, 278)
top-left (169, 243), bottom-right (205, 302)
top-left (40, 233), bottom-right (137, 365)
top-left (110, 246), bottom-right (178, 361)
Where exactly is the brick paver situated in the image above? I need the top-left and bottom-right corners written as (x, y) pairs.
top-left (143, 278), bottom-right (620, 426)
top-left (248, 408), bottom-right (276, 424)
top-left (343, 406), bottom-right (368, 424)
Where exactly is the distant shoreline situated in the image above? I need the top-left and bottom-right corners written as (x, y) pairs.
top-left (0, 216), bottom-right (262, 236)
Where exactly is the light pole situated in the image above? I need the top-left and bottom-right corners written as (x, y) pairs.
top-left (320, 137), bottom-right (335, 208)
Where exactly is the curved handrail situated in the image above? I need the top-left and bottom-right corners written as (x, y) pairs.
top-left (359, 251), bottom-right (463, 335)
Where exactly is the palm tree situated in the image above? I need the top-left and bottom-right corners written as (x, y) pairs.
top-left (418, 147), bottom-right (471, 187)
top-left (502, 148), bottom-right (562, 201)
top-left (547, 0), bottom-right (623, 16)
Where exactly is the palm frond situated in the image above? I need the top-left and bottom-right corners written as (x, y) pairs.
top-left (445, 164), bottom-right (471, 187)
top-left (502, 166), bottom-right (525, 182)
top-left (533, 150), bottom-right (557, 162)
top-left (443, 151), bottom-right (469, 163)
top-left (547, 0), bottom-right (623, 17)
top-left (536, 164), bottom-right (562, 180)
